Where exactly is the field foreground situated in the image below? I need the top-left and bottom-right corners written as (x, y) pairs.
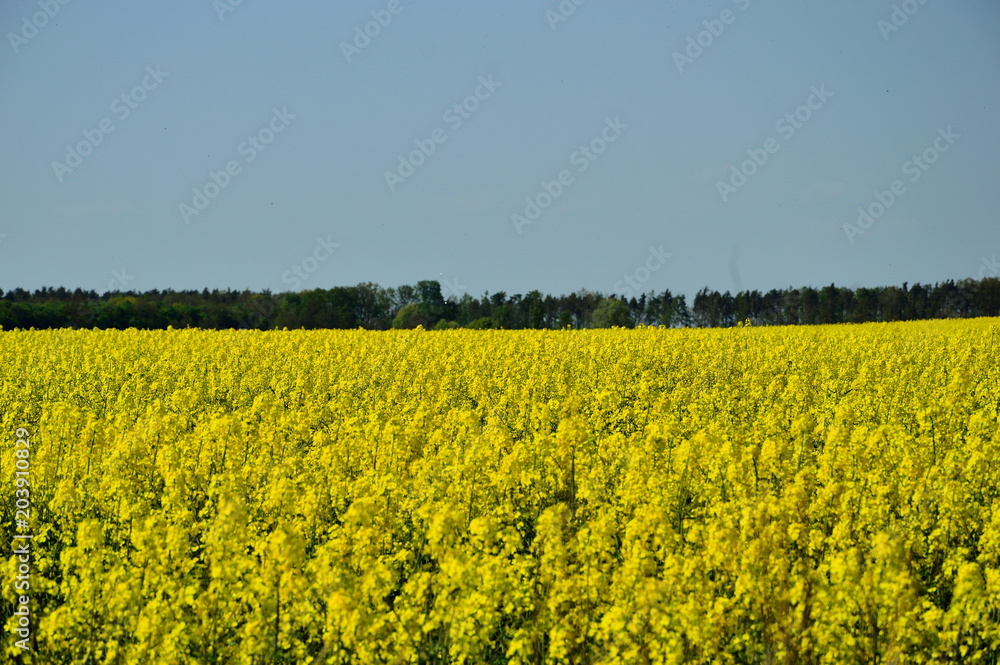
top-left (2, 321), bottom-right (1000, 664)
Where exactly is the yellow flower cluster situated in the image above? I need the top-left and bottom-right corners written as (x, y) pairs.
top-left (2, 320), bottom-right (998, 663)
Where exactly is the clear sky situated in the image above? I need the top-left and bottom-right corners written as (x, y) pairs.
top-left (2, 0), bottom-right (998, 300)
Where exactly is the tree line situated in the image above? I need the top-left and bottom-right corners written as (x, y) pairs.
top-left (1, 278), bottom-right (998, 331)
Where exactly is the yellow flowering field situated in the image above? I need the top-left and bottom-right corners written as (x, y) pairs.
top-left (2, 320), bottom-right (999, 664)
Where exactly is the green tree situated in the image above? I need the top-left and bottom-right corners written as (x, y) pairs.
top-left (412, 280), bottom-right (451, 326)
top-left (392, 303), bottom-right (430, 329)
top-left (466, 317), bottom-right (493, 329)
top-left (524, 290), bottom-right (545, 328)
top-left (592, 297), bottom-right (633, 328)
top-left (273, 288), bottom-right (358, 328)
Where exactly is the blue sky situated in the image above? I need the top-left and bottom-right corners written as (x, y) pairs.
top-left (2, 0), bottom-right (998, 300)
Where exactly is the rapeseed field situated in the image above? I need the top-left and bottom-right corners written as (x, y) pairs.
top-left (2, 321), bottom-right (999, 663)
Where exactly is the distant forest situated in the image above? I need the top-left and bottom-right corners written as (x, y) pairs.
top-left (1, 278), bottom-right (998, 331)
